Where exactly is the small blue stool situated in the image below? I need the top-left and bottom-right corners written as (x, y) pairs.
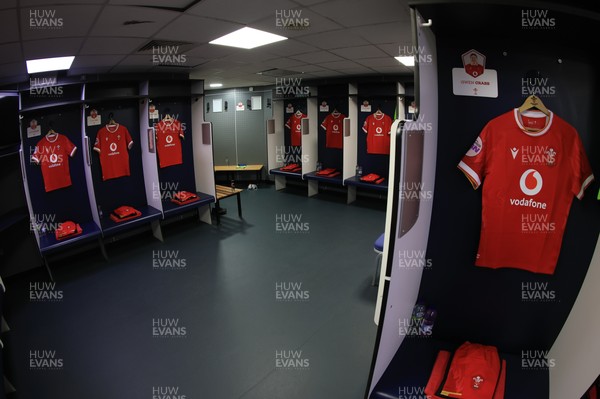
top-left (373, 233), bottom-right (385, 286)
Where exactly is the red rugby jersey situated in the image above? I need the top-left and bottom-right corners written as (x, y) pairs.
top-left (320, 112), bottom-right (346, 149)
top-left (93, 124), bottom-right (134, 181)
top-left (32, 133), bottom-right (77, 192)
top-left (458, 109), bottom-right (594, 274)
top-left (155, 119), bottom-right (184, 168)
top-left (363, 112), bottom-right (393, 154)
top-left (285, 113), bottom-right (306, 147)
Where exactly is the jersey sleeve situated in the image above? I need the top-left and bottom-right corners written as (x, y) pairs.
top-left (571, 133), bottom-right (595, 200)
top-left (362, 116), bottom-right (370, 133)
top-left (65, 136), bottom-right (77, 157)
top-left (93, 130), bottom-right (102, 153)
top-left (178, 121), bottom-right (184, 139)
top-left (321, 115), bottom-right (329, 130)
top-left (457, 127), bottom-right (489, 190)
top-left (125, 127), bottom-right (134, 149)
top-left (285, 117), bottom-right (292, 129)
top-left (31, 140), bottom-right (42, 164)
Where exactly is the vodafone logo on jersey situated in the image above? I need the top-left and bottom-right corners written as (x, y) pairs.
top-left (49, 153), bottom-right (59, 164)
top-left (109, 142), bottom-right (118, 152)
top-left (333, 125), bottom-right (339, 132)
top-left (520, 169), bottom-right (543, 196)
top-left (166, 135), bottom-right (173, 144)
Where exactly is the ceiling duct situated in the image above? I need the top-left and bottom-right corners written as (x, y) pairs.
top-left (257, 68), bottom-right (303, 77)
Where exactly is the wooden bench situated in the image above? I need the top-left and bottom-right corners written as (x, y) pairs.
top-left (214, 164), bottom-right (263, 185)
top-left (214, 185), bottom-right (244, 224)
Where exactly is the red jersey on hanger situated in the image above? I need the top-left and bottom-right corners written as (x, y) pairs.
top-left (93, 124), bottom-right (134, 181)
top-left (458, 109), bottom-right (594, 274)
top-left (285, 113), bottom-right (306, 147)
top-left (321, 112), bottom-right (346, 149)
top-left (155, 118), bottom-right (184, 168)
top-left (363, 112), bottom-right (393, 154)
top-left (31, 133), bottom-right (77, 192)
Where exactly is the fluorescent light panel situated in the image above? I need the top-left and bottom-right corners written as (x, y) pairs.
top-left (209, 83), bottom-right (223, 88)
top-left (210, 27), bottom-right (287, 49)
top-left (26, 56), bottom-right (75, 74)
top-left (395, 56), bottom-right (415, 67)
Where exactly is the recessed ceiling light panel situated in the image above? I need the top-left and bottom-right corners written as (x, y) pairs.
top-left (210, 27), bottom-right (287, 50)
top-left (26, 56), bottom-right (75, 74)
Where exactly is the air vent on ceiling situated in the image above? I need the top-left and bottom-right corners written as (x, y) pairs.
top-left (257, 68), bottom-right (303, 77)
top-left (138, 40), bottom-right (194, 53)
top-left (123, 20), bottom-right (154, 26)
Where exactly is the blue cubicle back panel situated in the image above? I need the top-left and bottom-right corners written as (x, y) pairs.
top-left (150, 98), bottom-right (197, 195)
top-left (86, 99), bottom-right (147, 215)
top-left (20, 104), bottom-right (93, 225)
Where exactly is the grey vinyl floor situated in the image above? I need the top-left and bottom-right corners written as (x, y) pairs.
top-left (2, 183), bottom-right (385, 399)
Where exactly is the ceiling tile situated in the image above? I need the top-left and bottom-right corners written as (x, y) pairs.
top-left (113, 54), bottom-right (156, 67)
top-left (356, 57), bottom-right (403, 68)
top-left (293, 0), bottom-right (325, 5)
top-left (310, 0), bottom-right (410, 27)
top-left (90, 6), bottom-right (180, 38)
top-left (108, 0), bottom-right (192, 6)
top-left (336, 66), bottom-right (377, 74)
top-left (71, 55), bottom-right (126, 68)
top-left (377, 43), bottom-right (405, 57)
top-left (22, 0), bottom-right (105, 4)
top-left (293, 64), bottom-right (327, 73)
top-left (371, 65), bottom-right (412, 74)
top-left (153, 15), bottom-right (242, 43)
top-left (80, 37), bottom-right (148, 55)
top-left (263, 40), bottom-right (319, 57)
top-left (0, 62), bottom-right (25, 78)
top-left (22, 37), bottom-right (85, 59)
top-left (0, 9), bottom-right (19, 44)
top-left (289, 50), bottom-right (344, 63)
top-left (0, 0), bottom-right (16, 10)
top-left (68, 66), bottom-right (112, 76)
top-left (330, 45), bottom-right (389, 59)
top-left (251, 8), bottom-right (343, 38)
top-left (350, 22), bottom-right (411, 45)
top-left (187, 0), bottom-right (297, 25)
top-left (0, 43), bottom-right (22, 65)
top-left (255, 57), bottom-right (307, 69)
top-left (304, 70), bottom-right (343, 77)
top-left (185, 44), bottom-right (237, 59)
top-left (20, 5), bottom-right (103, 41)
top-left (318, 60), bottom-right (365, 70)
top-left (294, 29), bottom-right (369, 50)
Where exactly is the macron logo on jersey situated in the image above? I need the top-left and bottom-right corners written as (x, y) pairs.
top-left (511, 147), bottom-right (519, 159)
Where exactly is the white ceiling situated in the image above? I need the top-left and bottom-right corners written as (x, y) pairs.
top-left (1, 0), bottom-right (414, 88)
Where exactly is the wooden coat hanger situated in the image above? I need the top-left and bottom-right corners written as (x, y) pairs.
top-left (518, 95), bottom-right (549, 116)
top-left (518, 95), bottom-right (550, 133)
top-left (46, 122), bottom-right (57, 137)
top-left (107, 113), bottom-right (117, 126)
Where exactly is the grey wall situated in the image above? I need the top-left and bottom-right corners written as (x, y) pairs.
top-left (205, 87), bottom-right (273, 171)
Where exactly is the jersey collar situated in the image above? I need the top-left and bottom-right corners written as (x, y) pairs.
top-left (513, 108), bottom-right (553, 136)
